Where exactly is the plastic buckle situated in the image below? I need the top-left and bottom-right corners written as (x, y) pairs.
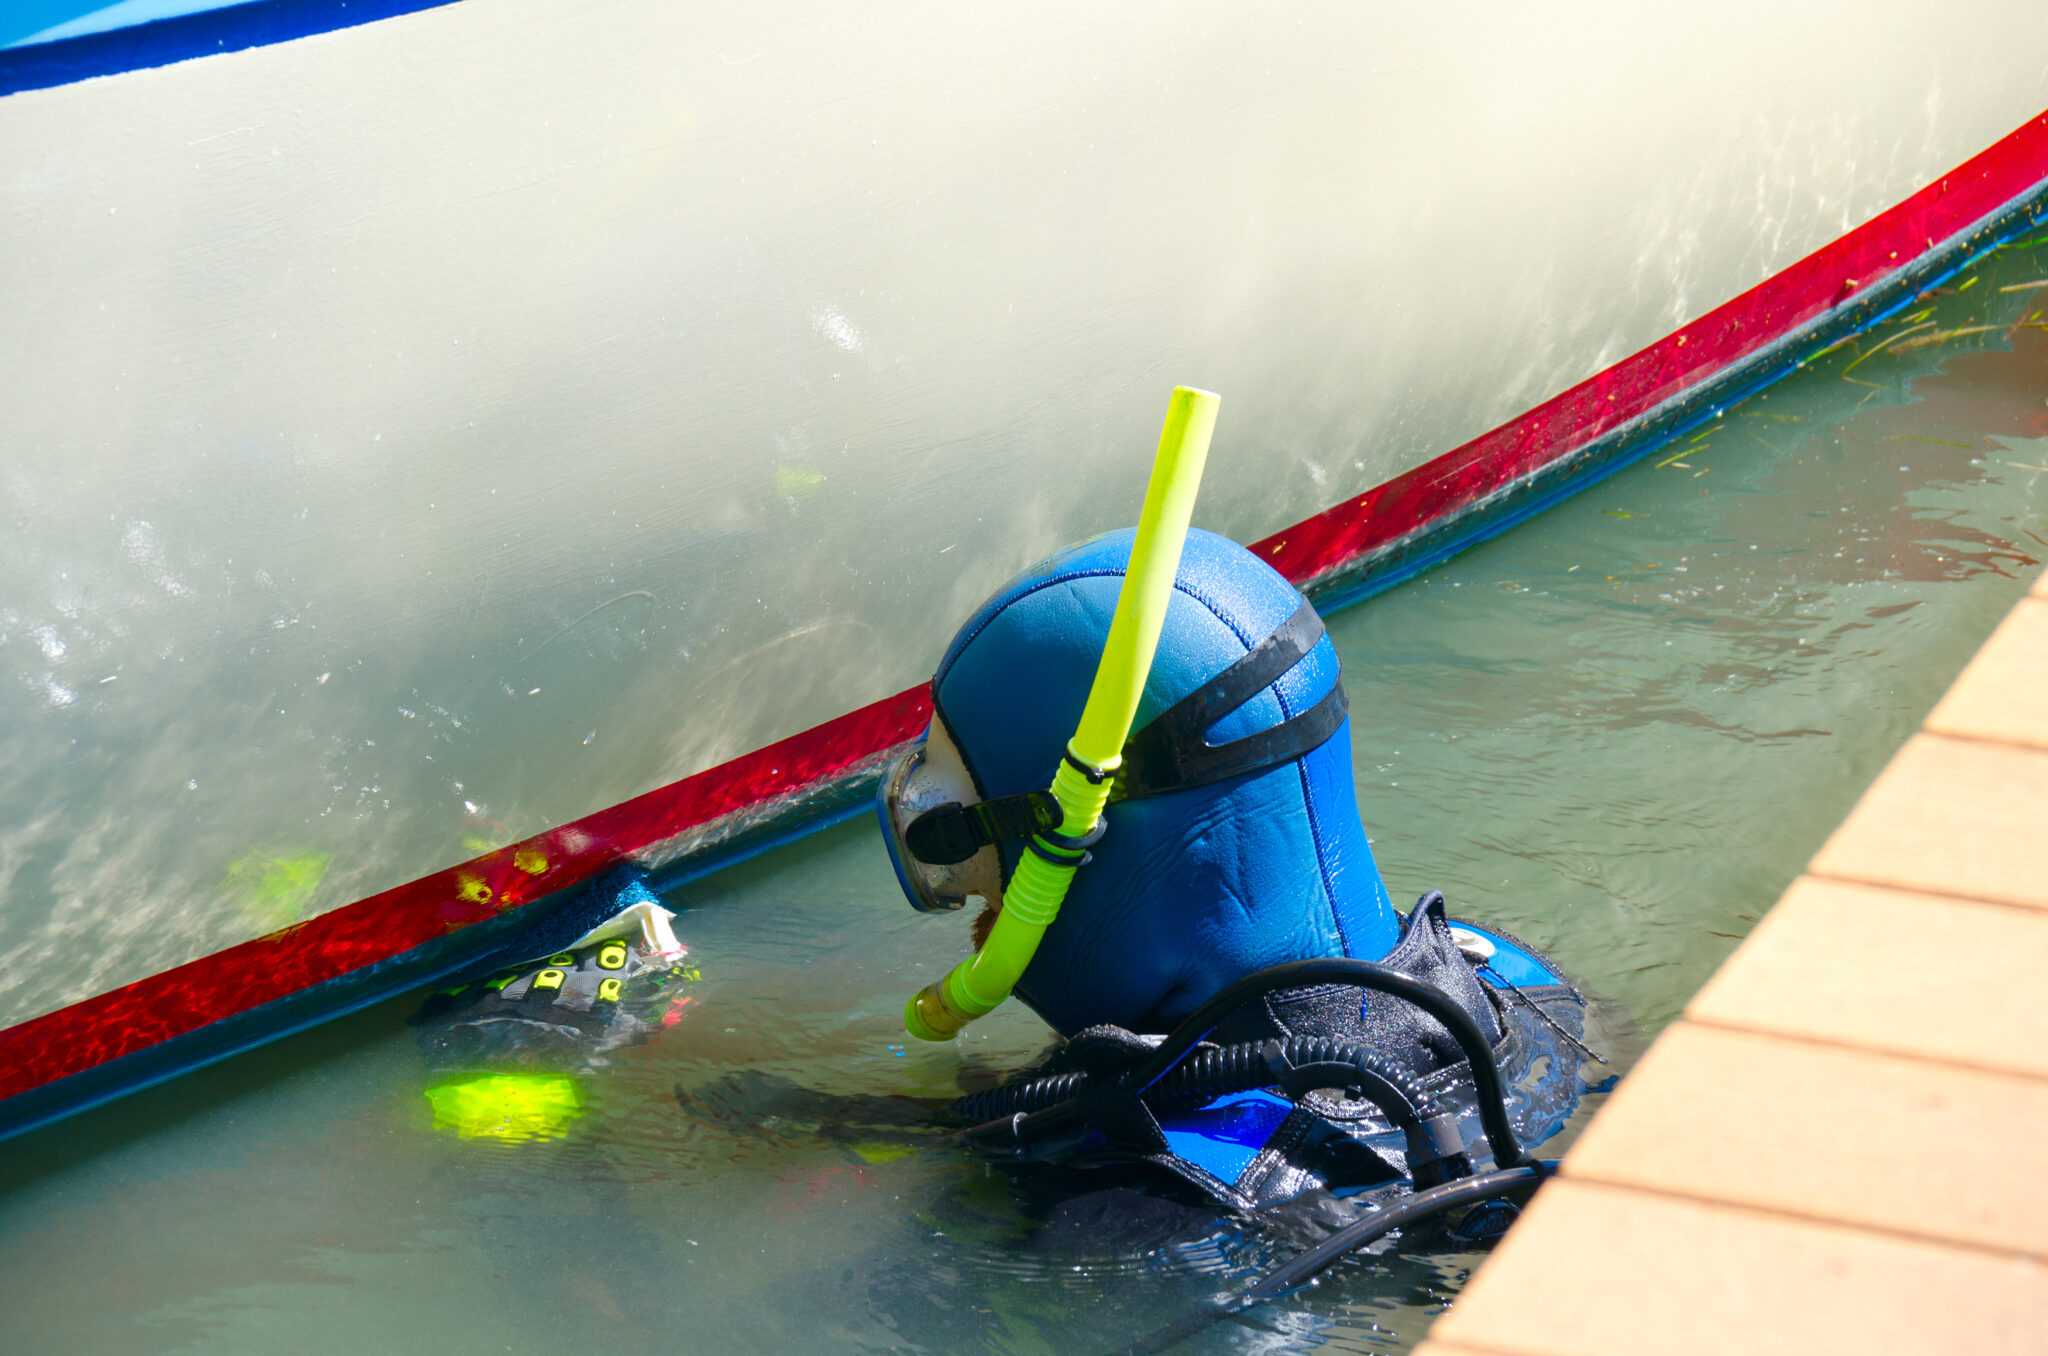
top-left (1026, 816), bottom-right (1108, 867)
top-left (1062, 748), bottom-right (1115, 784)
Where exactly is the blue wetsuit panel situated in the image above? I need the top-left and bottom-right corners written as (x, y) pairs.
top-left (1158, 1090), bottom-right (1295, 1188)
top-left (1450, 921), bottom-right (1564, 989)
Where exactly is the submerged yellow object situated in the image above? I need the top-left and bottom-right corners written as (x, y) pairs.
top-left (423, 1073), bottom-right (583, 1142)
top-left (905, 386), bottom-right (1218, 1041)
top-left (224, 848), bottom-right (332, 931)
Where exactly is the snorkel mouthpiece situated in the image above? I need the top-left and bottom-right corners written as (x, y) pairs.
top-left (905, 385), bottom-right (1218, 1041)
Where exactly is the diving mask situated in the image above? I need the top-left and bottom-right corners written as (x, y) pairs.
top-left (879, 598), bottom-right (1349, 916)
top-left (878, 720), bottom-right (1010, 914)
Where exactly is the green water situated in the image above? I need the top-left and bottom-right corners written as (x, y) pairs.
top-left (2, 240), bottom-right (2045, 1354)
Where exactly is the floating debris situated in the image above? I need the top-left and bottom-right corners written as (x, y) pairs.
top-left (1891, 324), bottom-right (1996, 354)
top-left (1841, 320), bottom-right (1935, 375)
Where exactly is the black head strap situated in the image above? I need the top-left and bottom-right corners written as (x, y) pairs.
top-left (1118, 598), bottom-right (1347, 802)
top-left (901, 599), bottom-right (1345, 865)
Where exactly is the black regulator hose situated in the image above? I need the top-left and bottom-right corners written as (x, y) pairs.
top-left (953, 1036), bottom-right (1468, 1179)
top-left (952, 1037), bottom-right (1426, 1123)
top-left (949, 1071), bottom-right (1090, 1122)
top-left (1130, 958), bottom-right (1532, 1170)
top-left (1118, 1163), bottom-right (1554, 1356)
top-left (1152, 1037), bottom-right (1427, 1124)
top-left (989, 959), bottom-right (1532, 1172)
top-left (1244, 1163), bottom-right (1549, 1297)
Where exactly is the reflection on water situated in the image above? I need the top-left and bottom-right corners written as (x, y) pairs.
top-left (1, 239), bottom-right (2046, 1353)
top-left (1343, 241), bottom-right (2048, 1033)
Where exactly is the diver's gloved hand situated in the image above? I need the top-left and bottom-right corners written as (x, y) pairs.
top-left (410, 934), bottom-right (693, 1073)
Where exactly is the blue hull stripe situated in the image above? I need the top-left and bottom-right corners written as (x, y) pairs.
top-left (0, 0), bottom-right (459, 97)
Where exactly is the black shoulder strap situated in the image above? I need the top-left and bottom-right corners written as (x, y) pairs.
top-left (1117, 599), bottom-right (1348, 802)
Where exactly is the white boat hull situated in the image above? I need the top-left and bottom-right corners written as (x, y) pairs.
top-left (2, 0), bottom-right (2047, 1117)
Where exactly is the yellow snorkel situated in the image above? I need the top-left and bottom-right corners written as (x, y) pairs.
top-left (904, 386), bottom-right (1219, 1041)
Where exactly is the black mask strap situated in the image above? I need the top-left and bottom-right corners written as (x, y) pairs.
top-left (1117, 598), bottom-right (1347, 802)
top-left (904, 789), bottom-right (1062, 866)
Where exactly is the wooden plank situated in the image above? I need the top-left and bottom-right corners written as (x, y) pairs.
top-left (1431, 581), bottom-right (2048, 1354)
top-left (1432, 1180), bottom-right (2048, 1356)
top-left (1809, 734), bottom-right (2048, 912)
top-left (1560, 1022), bottom-right (2048, 1256)
top-left (1686, 876), bottom-right (2048, 1080)
top-left (1926, 598), bottom-right (2048, 751)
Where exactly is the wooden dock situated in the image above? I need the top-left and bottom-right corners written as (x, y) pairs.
top-left (1418, 569), bottom-right (2048, 1356)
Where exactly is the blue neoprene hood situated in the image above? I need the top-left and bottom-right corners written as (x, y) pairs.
top-left (927, 528), bottom-right (1401, 1036)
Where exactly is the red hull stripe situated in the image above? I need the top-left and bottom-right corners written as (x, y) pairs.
top-left (0, 687), bottom-right (931, 1102)
top-left (4, 109), bottom-right (2048, 1111)
top-left (1252, 112), bottom-right (2048, 583)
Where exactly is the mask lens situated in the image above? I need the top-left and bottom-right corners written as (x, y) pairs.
top-left (881, 735), bottom-right (1002, 914)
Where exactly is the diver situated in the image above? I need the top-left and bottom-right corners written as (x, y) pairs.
top-left (874, 420), bottom-right (1595, 1275)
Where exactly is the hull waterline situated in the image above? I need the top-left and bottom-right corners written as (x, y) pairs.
top-left (5, 0), bottom-right (2048, 1132)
